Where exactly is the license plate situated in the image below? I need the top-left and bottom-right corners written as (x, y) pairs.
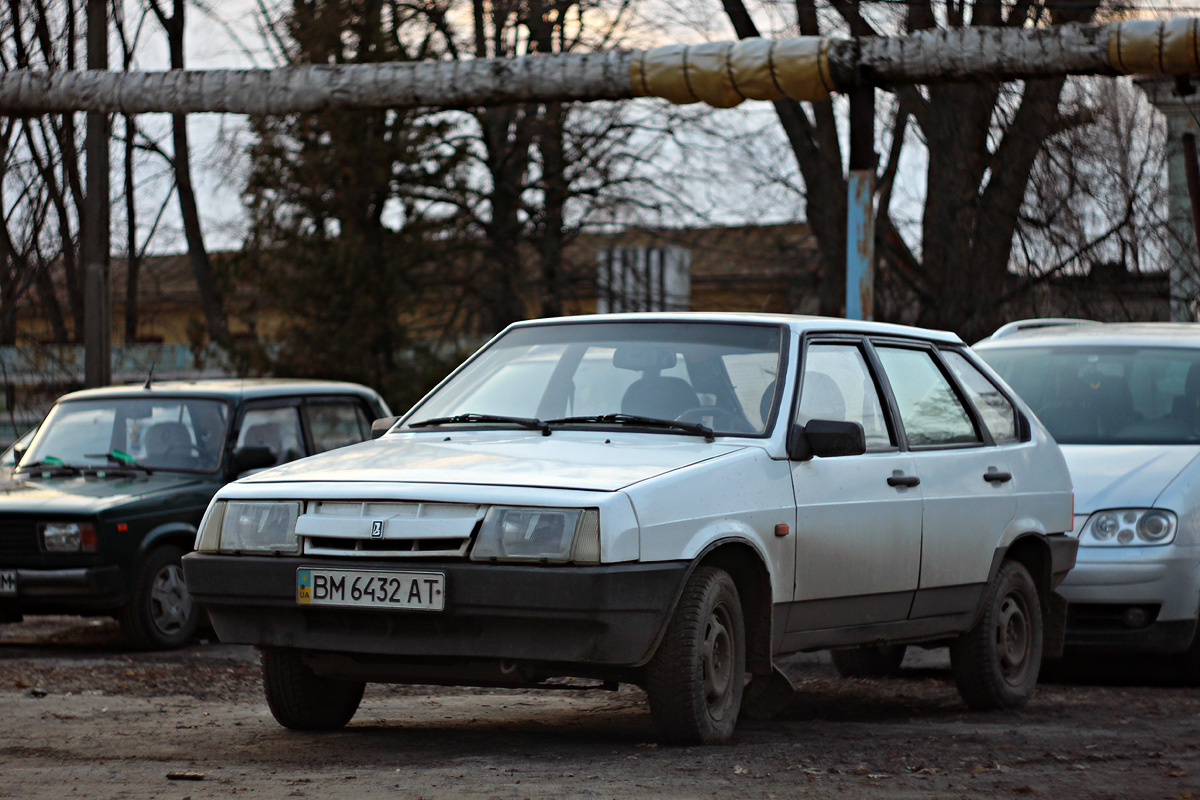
top-left (296, 568), bottom-right (444, 611)
top-left (0, 569), bottom-right (15, 596)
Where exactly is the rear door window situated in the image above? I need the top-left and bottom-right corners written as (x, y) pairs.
top-left (876, 346), bottom-right (980, 447)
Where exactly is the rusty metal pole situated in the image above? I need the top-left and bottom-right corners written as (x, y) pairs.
top-left (83, 0), bottom-right (111, 387)
top-left (844, 83), bottom-right (876, 320)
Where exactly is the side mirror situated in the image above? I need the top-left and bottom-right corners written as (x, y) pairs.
top-left (371, 416), bottom-right (401, 439)
top-left (231, 445), bottom-right (277, 475)
top-left (788, 420), bottom-right (866, 461)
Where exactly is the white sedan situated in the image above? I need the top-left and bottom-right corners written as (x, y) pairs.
top-left (185, 313), bottom-right (1075, 744)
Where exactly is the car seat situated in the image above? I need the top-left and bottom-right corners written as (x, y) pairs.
top-left (620, 376), bottom-right (700, 420)
top-left (143, 422), bottom-right (195, 466)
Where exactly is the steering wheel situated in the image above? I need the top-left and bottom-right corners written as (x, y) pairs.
top-left (675, 406), bottom-right (755, 434)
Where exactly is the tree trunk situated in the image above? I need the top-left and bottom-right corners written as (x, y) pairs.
top-left (150, 0), bottom-right (229, 345)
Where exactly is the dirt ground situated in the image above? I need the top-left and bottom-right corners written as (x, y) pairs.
top-left (1, 617), bottom-right (1198, 800)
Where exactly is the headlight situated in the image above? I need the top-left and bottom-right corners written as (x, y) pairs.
top-left (40, 522), bottom-right (97, 553)
top-left (195, 501), bottom-right (226, 552)
top-left (1080, 509), bottom-right (1176, 546)
top-left (470, 507), bottom-right (600, 563)
top-left (219, 501), bottom-right (301, 553)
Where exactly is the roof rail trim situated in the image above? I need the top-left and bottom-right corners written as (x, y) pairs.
top-left (983, 318), bottom-right (1100, 342)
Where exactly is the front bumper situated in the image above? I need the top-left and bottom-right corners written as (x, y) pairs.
top-left (182, 553), bottom-right (689, 668)
top-left (1058, 542), bottom-right (1200, 653)
top-left (0, 566), bottom-right (124, 613)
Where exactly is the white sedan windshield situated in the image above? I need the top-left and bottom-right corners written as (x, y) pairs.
top-left (406, 322), bottom-right (785, 436)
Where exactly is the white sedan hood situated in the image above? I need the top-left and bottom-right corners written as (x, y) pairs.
top-left (1060, 444), bottom-right (1200, 512)
top-left (240, 431), bottom-right (747, 492)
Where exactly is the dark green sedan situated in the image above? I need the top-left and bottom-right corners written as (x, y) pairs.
top-left (0, 379), bottom-right (389, 649)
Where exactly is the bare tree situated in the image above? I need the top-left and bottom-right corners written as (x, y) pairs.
top-left (0, 0), bottom-right (84, 344)
top-left (718, 0), bottom-right (1104, 340)
top-left (1006, 76), bottom-right (1168, 318)
top-left (144, 0), bottom-right (230, 345)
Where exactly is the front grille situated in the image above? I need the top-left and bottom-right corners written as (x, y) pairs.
top-left (0, 519), bottom-right (39, 557)
top-left (297, 501), bottom-right (481, 559)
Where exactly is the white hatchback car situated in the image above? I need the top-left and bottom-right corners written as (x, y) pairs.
top-left (977, 321), bottom-right (1200, 675)
top-left (184, 313), bottom-right (1075, 744)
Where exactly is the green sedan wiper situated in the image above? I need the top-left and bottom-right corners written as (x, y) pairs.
top-left (410, 413), bottom-right (551, 436)
top-left (17, 456), bottom-right (84, 476)
top-left (85, 450), bottom-right (154, 475)
top-left (545, 413), bottom-right (714, 442)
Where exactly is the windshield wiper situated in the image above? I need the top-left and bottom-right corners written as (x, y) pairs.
top-left (17, 457), bottom-right (84, 476)
top-left (410, 413), bottom-right (551, 436)
top-left (85, 450), bottom-right (154, 475)
top-left (546, 414), bottom-right (714, 442)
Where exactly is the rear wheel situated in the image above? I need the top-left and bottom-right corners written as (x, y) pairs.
top-left (261, 648), bottom-right (365, 731)
top-left (646, 566), bottom-right (745, 745)
top-left (1175, 621), bottom-right (1200, 685)
top-left (950, 561), bottom-right (1043, 710)
top-left (118, 545), bottom-right (199, 650)
top-left (831, 644), bottom-right (907, 678)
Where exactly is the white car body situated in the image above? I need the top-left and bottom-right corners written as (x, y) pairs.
top-left (977, 322), bottom-right (1200, 658)
top-left (186, 313), bottom-right (1075, 742)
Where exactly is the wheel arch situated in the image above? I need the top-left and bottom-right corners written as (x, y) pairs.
top-left (133, 522), bottom-right (198, 573)
top-left (1001, 533), bottom-right (1053, 610)
top-left (693, 539), bottom-right (774, 677)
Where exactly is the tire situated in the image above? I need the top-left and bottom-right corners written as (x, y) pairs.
top-left (1176, 624), bottom-right (1200, 685)
top-left (118, 545), bottom-right (200, 650)
top-left (262, 648), bottom-right (365, 731)
top-left (950, 560), bottom-right (1043, 710)
top-left (831, 644), bottom-right (907, 678)
top-left (645, 566), bottom-right (746, 745)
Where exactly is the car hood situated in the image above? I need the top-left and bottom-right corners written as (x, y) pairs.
top-left (0, 473), bottom-right (216, 516)
top-left (1060, 444), bottom-right (1200, 512)
top-left (240, 432), bottom-right (749, 492)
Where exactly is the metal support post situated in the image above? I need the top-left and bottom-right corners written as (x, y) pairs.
top-left (845, 84), bottom-right (876, 321)
top-left (83, 0), bottom-right (111, 387)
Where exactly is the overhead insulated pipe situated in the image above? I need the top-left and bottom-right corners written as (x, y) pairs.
top-left (0, 17), bottom-right (1198, 114)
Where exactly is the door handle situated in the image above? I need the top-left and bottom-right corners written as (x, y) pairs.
top-left (984, 468), bottom-right (1012, 484)
top-left (887, 472), bottom-right (920, 487)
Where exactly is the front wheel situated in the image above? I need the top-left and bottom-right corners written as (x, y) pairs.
top-left (262, 648), bottom-right (365, 731)
top-left (950, 560), bottom-right (1043, 710)
top-left (645, 566), bottom-right (746, 745)
top-left (118, 545), bottom-right (200, 650)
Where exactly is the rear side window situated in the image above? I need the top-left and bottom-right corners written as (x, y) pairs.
top-left (942, 350), bottom-right (1019, 443)
top-left (238, 407), bottom-right (305, 467)
top-left (307, 401), bottom-right (372, 453)
top-left (876, 347), bottom-right (980, 447)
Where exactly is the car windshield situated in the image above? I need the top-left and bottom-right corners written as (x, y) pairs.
top-left (978, 345), bottom-right (1200, 445)
top-left (19, 397), bottom-right (230, 473)
top-left (405, 321), bottom-right (786, 437)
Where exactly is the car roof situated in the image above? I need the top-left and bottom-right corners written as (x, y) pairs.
top-left (507, 312), bottom-right (964, 345)
top-left (975, 321), bottom-right (1200, 350)
top-left (54, 378), bottom-right (384, 405)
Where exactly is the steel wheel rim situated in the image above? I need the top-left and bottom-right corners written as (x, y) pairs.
top-left (150, 563), bottom-right (193, 635)
top-left (994, 590), bottom-right (1033, 685)
top-left (702, 601), bottom-right (734, 715)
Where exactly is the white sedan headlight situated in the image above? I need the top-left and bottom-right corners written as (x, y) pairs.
top-left (470, 507), bottom-right (600, 563)
top-left (1080, 509), bottom-right (1176, 546)
top-left (211, 501), bottom-right (302, 553)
